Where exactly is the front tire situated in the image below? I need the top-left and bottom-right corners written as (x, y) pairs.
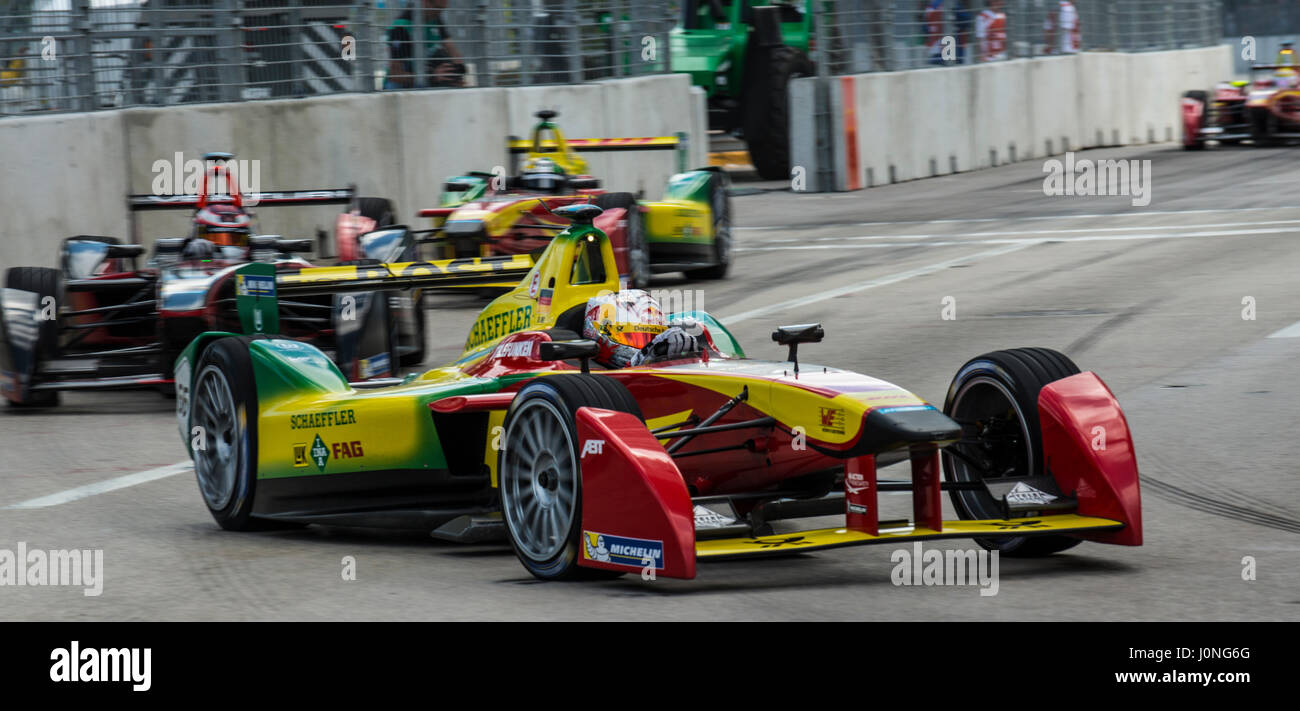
top-left (498, 374), bottom-right (641, 580)
top-left (942, 347), bottom-right (1083, 557)
top-left (191, 337), bottom-right (267, 531)
top-left (5, 267), bottom-right (62, 408)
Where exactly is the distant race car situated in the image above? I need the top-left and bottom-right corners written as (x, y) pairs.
top-left (1183, 50), bottom-right (1300, 149)
top-left (390, 110), bottom-right (732, 288)
top-left (175, 202), bottom-right (1143, 581)
top-left (0, 154), bottom-right (519, 407)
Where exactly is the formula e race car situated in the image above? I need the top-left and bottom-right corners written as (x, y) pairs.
top-left (174, 202), bottom-right (1143, 581)
top-left (0, 154), bottom-right (513, 408)
top-left (1183, 58), bottom-right (1300, 148)
top-left (399, 110), bottom-right (731, 288)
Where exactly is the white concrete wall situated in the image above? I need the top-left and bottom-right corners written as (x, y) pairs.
top-left (0, 74), bottom-right (705, 269)
top-left (831, 45), bottom-right (1233, 191)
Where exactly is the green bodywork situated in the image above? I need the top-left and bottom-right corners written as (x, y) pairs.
top-left (670, 0), bottom-right (813, 100)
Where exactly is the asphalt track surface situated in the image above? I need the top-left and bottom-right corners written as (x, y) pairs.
top-left (2, 143), bottom-right (1298, 621)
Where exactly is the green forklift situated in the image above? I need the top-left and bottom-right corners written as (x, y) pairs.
top-left (671, 1), bottom-right (816, 180)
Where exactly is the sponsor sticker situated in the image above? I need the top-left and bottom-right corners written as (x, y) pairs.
top-left (692, 505), bottom-right (736, 530)
top-left (292, 443), bottom-right (309, 467)
top-left (359, 352), bottom-right (391, 379)
top-left (309, 434), bottom-right (330, 472)
top-left (818, 406), bottom-right (846, 435)
top-left (236, 273), bottom-right (276, 297)
top-left (583, 531), bottom-right (664, 570)
top-left (1005, 482), bottom-right (1057, 506)
top-left (290, 409), bottom-right (357, 430)
top-left (493, 340), bottom-right (535, 360)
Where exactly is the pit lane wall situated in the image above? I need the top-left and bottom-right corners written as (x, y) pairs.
top-left (0, 74), bottom-right (708, 269)
top-left (799, 46), bottom-right (1231, 192)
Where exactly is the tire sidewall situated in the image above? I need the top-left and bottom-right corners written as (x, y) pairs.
top-left (193, 338), bottom-right (260, 529)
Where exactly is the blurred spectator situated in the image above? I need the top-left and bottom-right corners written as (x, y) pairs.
top-left (953, 1), bottom-right (974, 64)
top-left (923, 0), bottom-right (946, 65)
top-left (975, 0), bottom-right (1007, 62)
top-left (386, 0), bottom-right (465, 89)
top-left (1044, 0), bottom-right (1081, 55)
top-left (1, 46), bottom-right (27, 88)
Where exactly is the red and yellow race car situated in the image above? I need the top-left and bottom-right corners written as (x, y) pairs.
top-left (381, 110), bottom-right (732, 289)
top-left (175, 203), bottom-right (1142, 581)
top-left (1183, 45), bottom-right (1300, 148)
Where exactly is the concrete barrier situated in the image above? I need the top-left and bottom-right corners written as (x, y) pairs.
top-left (0, 74), bottom-right (705, 269)
top-left (819, 45), bottom-right (1233, 192)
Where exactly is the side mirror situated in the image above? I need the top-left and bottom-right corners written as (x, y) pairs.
top-left (539, 338), bottom-right (600, 374)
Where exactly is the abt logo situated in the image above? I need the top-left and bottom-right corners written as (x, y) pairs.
top-left (580, 439), bottom-right (605, 458)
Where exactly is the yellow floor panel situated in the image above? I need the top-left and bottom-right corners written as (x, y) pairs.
top-left (695, 514), bottom-right (1124, 559)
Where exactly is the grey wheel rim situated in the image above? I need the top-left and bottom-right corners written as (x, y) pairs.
top-left (945, 375), bottom-right (1033, 520)
top-left (712, 183), bottom-right (731, 265)
top-left (193, 363), bottom-right (241, 511)
top-left (500, 398), bottom-right (578, 562)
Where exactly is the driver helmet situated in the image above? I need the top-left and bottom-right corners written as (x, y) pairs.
top-left (193, 204), bottom-right (252, 249)
top-left (582, 289), bottom-right (667, 368)
top-left (520, 157), bottom-right (567, 193)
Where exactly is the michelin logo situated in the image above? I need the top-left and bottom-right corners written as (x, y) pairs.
top-left (236, 273), bottom-right (275, 297)
top-left (583, 531), bottom-right (663, 570)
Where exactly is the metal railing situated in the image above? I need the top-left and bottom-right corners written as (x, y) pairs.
top-left (817, 0), bottom-right (1223, 76)
top-left (0, 1), bottom-right (1226, 116)
top-left (0, 0), bottom-right (674, 115)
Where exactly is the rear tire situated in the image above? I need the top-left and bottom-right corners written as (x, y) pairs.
top-left (498, 374), bottom-right (642, 580)
top-left (594, 192), bottom-right (649, 289)
top-left (4, 267), bottom-right (62, 407)
top-left (684, 172), bottom-right (732, 280)
top-left (942, 347), bottom-right (1083, 557)
top-left (743, 45), bottom-right (813, 180)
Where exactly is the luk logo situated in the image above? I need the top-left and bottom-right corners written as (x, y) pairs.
top-left (50, 642), bottom-right (151, 692)
top-left (581, 439), bottom-right (605, 458)
top-left (292, 443), bottom-right (309, 467)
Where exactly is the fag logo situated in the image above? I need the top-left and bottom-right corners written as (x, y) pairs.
top-left (332, 440), bottom-right (364, 460)
top-left (581, 439), bottom-right (605, 458)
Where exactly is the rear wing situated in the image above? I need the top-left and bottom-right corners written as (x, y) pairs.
top-left (128, 188), bottom-right (356, 211)
top-left (274, 255), bottom-right (534, 296)
top-left (233, 255), bottom-right (533, 335)
top-left (507, 133), bottom-right (689, 174)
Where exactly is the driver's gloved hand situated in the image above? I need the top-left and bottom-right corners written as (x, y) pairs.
top-left (631, 327), bottom-right (700, 366)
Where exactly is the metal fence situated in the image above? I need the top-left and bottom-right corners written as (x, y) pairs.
top-left (818, 0), bottom-right (1223, 76)
top-left (0, 0), bottom-right (675, 115)
top-left (1, 1), bottom-right (1226, 116)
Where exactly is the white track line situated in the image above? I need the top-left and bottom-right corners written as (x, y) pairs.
top-left (1268, 321), bottom-right (1300, 338)
top-left (721, 241), bottom-right (1037, 325)
top-left (2, 461), bottom-right (192, 510)
top-left (750, 219), bottom-right (1300, 244)
top-left (737, 225), bottom-right (1300, 252)
top-left (736, 205), bottom-right (1300, 231)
